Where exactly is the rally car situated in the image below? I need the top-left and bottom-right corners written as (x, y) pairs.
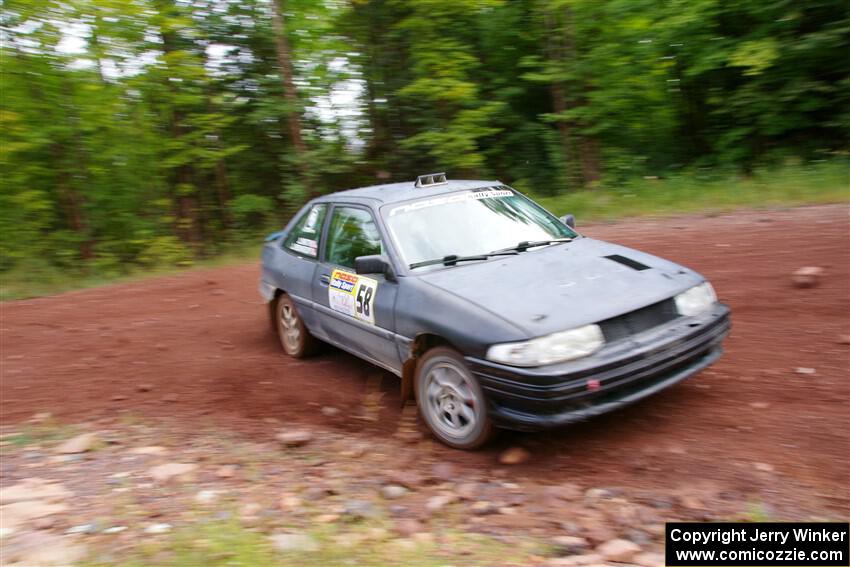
top-left (259, 173), bottom-right (730, 449)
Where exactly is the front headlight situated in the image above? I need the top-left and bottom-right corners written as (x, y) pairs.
top-left (674, 282), bottom-right (717, 316)
top-left (486, 324), bottom-right (604, 367)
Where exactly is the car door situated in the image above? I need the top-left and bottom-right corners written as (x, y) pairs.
top-left (272, 203), bottom-right (329, 331)
top-left (311, 204), bottom-right (401, 374)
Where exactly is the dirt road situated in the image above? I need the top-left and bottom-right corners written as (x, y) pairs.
top-left (2, 205), bottom-right (848, 518)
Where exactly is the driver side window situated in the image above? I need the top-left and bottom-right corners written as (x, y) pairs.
top-left (325, 206), bottom-right (383, 269)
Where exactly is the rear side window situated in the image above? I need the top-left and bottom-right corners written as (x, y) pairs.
top-left (284, 204), bottom-right (327, 258)
top-left (325, 207), bottom-right (383, 268)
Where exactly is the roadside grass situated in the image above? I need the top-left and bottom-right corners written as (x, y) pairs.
top-left (0, 243), bottom-right (262, 301)
top-left (736, 502), bottom-right (775, 522)
top-left (531, 161), bottom-right (848, 220)
top-left (95, 520), bottom-right (538, 567)
top-left (2, 162), bottom-right (847, 301)
top-left (2, 419), bottom-right (79, 448)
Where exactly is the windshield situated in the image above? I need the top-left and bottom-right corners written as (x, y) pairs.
top-left (383, 186), bottom-right (577, 269)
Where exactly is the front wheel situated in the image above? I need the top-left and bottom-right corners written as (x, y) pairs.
top-left (415, 346), bottom-right (494, 449)
top-left (273, 294), bottom-right (317, 358)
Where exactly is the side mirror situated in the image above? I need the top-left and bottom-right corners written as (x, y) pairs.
top-left (560, 214), bottom-right (576, 229)
top-left (355, 255), bottom-right (396, 281)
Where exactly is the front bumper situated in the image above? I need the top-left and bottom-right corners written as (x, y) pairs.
top-left (465, 303), bottom-right (730, 431)
top-left (258, 279), bottom-right (276, 303)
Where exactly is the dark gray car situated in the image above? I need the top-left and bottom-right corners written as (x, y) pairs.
top-left (259, 174), bottom-right (731, 449)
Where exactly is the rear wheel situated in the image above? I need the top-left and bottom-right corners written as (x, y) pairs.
top-left (415, 346), bottom-right (494, 449)
top-left (273, 293), bottom-right (317, 358)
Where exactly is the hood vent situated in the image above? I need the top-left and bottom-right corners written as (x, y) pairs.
top-left (604, 254), bottom-right (651, 271)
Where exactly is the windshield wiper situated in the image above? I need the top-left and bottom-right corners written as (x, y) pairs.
top-left (490, 237), bottom-right (574, 255)
top-left (409, 251), bottom-right (518, 270)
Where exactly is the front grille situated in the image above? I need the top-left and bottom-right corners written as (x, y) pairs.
top-left (599, 298), bottom-right (679, 342)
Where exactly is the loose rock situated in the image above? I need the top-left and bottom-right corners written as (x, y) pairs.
top-left (678, 494), bottom-right (704, 510)
top-left (270, 532), bottom-right (320, 552)
top-left (545, 482), bottom-right (583, 501)
top-left (498, 446), bottom-right (531, 465)
top-left (394, 518), bottom-right (425, 537)
top-left (553, 535), bottom-right (590, 554)
top-left (2, 532), bottom-right (87, 566)
top-left (195, 490), bottom-right (220, 505)
top-left (430, 462), bottom-right (456, 482)
top-left (333, 532), bottom-right (368, 548)
top-left (544, 553), bottom-right (604, 566)
top-left (65, 523), bottom-right (98, 535)
top-left (148, 462), bottom-right (197, 482)
top-left (103, 526), bottom-right (128, 534)
top-left (387, 470), bottom-right (424, 489)
top-left (304, 486), bottom-right (330, 501)
top-left (144, 523), bottom-right (172, 534)
top-left (381, 485), bottom-right (408, 500)
top-left (129, 446), bottom-right (168, 456)
top-left (215, 464), bottom-right (237, 478)
top-left (596, 538), bottom-right (641, 563)
top-left (34, 516), bottom-right (56, 530)
top-left (471, 500), bottom-right (497, 515)
top-left (239, 502), bottom-right (262, 522)
top-left (279, 495), bottom-right (303, 511)
top-left (276, 429), bottom-right (313, 448)
top-left (0, 478), bottom-right (72, 505)
top-left (55, 432), bottom-right (98, 454)
top-left (3, 501), bottom-right (68, 530)
top-left (584, 488), bottom-right (612, 500)
top-left (455, 482), bottom-right (480, 501)
top-left (791, 266), bottom-right (824, 288)
top-left (425, 493), bottom-right (456, 512)
top-left (343, 500), bottom-right (379, 520)
top-left (633, 551), bottom-right (665, 567)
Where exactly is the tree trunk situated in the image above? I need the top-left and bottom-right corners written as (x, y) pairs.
top-left (215, 159), bottom-right (233, 232)
top-left (156, 0), bottom-right (201, 250)
top-left (89, 12), bottom-right (108, 83)
top-left (270, 0), bottom-right (308, 164)
top-left (544, 9), bottom-right (581, 189)
top-left (51, 142), bottom-right (93, 260)
top-left (579, 134), bottom-right (601, 185)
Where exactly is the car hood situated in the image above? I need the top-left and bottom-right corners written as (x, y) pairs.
top-left (417, 237), bottom-right (704, 337)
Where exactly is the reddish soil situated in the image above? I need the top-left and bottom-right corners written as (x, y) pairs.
top-left (2, 205), bottom-right (848, 517)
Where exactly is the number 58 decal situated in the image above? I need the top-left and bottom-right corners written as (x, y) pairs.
top-left (328, 270), bottom-right (378, 325)
top-left (356, 281), bottom-right (375, 321)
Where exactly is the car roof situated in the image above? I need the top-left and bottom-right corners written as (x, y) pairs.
top-left (313, 178), bottom-right (501, 206)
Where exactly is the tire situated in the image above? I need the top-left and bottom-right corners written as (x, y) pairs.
top-left (273, 293), bottom-right (317, 358)
top-left (415, 346), bottom-right (494, 450)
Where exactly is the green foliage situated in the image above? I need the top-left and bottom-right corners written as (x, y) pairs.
top-left (0, 0), bottom-right (848, 284)
top-left (137, 235), bottom-right (193, 268)
top-left (230, 194), bottom-right (275, 230)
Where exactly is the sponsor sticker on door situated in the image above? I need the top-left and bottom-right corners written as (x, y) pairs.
top-left (328, 269), bottom-right (377, 325)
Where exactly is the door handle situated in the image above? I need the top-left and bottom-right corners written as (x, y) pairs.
top-left (319, 274), bottom-right (331, 286)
